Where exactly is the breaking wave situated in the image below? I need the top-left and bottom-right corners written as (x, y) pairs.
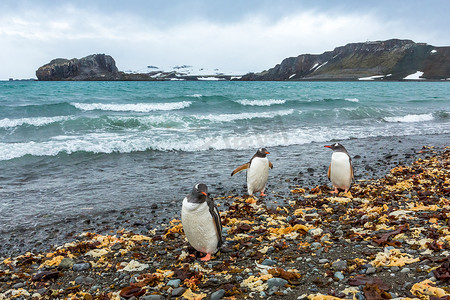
top-left (0, 116), bottom-right (71, 128)
top-left (235, 99), bottom-right (286, 106)
top-left (71, 101), bottom-right (192, 112)
top-left (383, 113), bottom-right (434, 123)
top-left (193, 109), bottom-right (294, 122)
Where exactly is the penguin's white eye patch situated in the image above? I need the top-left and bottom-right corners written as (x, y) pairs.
top-left (195, 183), bottom-right (199, 190)
top-left (334, 143), bottom-right (338, 147)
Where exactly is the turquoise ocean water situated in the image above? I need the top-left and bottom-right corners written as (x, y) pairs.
top-left (0, 81), bottom-right (449, 252)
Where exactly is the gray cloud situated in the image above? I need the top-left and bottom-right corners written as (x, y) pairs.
top-left (1, 0), bottom-right (449, 79)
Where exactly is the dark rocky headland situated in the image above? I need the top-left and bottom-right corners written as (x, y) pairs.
top-left (241, 39), bottom-right (450, 81)
top-left (35, 39), bottom-right (450, 81)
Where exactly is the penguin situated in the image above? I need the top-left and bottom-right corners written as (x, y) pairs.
top-left (324, 143), bottom-right (354, 194)
top-left (181, 183), bottom-right (222, 261)
top-left (231, 148), bottom-right (273, 197)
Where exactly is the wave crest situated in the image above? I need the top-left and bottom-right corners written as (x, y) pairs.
top-left (0, 116), bottom-right (71, 128)
top-left (71, 101), bottom-right (192, 112)
top-left (194, 109), bottom-right (294, 122)
top-left (383, 113), bottom-right (434, 123)
top-left (235, 99), bottom-right (286, 106)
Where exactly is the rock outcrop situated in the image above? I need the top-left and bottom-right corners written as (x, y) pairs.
top-left (241, 39), bottom-right (450, 81)
top-left (36, 54), bottom-right (120, 81)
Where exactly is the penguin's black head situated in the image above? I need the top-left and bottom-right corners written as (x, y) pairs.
top-left (255, 148), bottom-right (270, 158)
top-left (324, 143), bottom-right (347, 152)
top-left (188, 183), bottom-right (208, 203)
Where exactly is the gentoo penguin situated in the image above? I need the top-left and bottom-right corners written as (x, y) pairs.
top-left (324, 143), bottom-right (354, 194)
top-left (231, 148), bottom-right (273, 197)
top-left (181, 183), bottom-right (222, 261)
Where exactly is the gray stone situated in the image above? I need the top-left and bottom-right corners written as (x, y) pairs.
top-left (141, 296), bottom-right (165, 300)
top-left (167, 279), bottom-right (182, 288)
top-left (318, 259), bottom-right (329, 264)
top-left (334, 272), bottom-right (345, 281)
top-left (310, 242), bottom-right (322, 250)
top-left (261, 259), bottom-right (277, 266)
top-left (366, 267), bottom-right (377, 274)
top-left (268, 286), bottom-right (281, 295)
top-left (12, 282), bottom-right (25, 289)
top-left (391, 266), bottom-right (400, 272)
top-left (75, 275), bottom-right (95, 285)
top-left (332, 259), bottom-right (347, 271)
top-left (211, 289), bottom-right (226, 300)
top-left (172, 287), bottom-right (186, 297)
top-left (72, 262), bottom-right (91, 272)
top-left (400, 267), bottom-right (411, 273)
top-left (58, 257), bottom-right (74, 269)
top-left (267, 277), bottom-right (288, 289)
top-left (90, 285), bottom-right (101, 291)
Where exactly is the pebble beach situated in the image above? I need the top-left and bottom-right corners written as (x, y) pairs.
top-left (1, 145), bottom-right (449, 300)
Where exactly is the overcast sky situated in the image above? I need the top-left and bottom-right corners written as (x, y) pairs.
top-left (1, 0), bottom-right (449, 80)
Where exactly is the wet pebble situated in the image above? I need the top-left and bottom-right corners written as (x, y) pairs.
top-left (141, 295), bottom-right (165, 300)
top-left (310, 242), bottom-right (321, 250)
top-left (261, 259), bottom-right (277, 266)
top-left (58, 257), bottom-right (74, 269)
top-left (318, 259), bottom-right (329, 264)
top-left (211, 289), bottom-right (225, 300)
top-left (267, 277), bottom-right (288, 289)
top-left (167, 279), bottom-right (181, 288)
top-left (332, 259), bottom-right (347, 271)
top-left (72, 262), bottom-right (91, 272)
top-left (12, 282), bottom-right (25, 289)
top-left (172, 287), bottom-right (187, 297)
top-left (334, 272), bottom-right (344, 281)
top-left (75, 275), bottom-right (95, 285)
top-left (400, 267), bottom-right (411, 273)
top-left (366, 267), bottom-right (377, 274)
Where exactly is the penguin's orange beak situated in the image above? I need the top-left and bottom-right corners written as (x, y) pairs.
top-left (201, 192), bottom-right (207, 196)
top-left (324, 145), bottom-right (331, 148)
top-left (265, 151), bottom-right (270, 154)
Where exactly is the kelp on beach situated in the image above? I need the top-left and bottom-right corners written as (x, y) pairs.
top-left (1, 146), bottom-right (449, 300)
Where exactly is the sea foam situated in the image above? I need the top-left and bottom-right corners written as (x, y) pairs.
top-left (235, 99), bottom-right (286, 106)
top-left (71, 101), bottom-right (192, 112)
top-left (0, 116), bottom-right (71, 128)
top-left (194, 109), bottom-right (294, 122)
top-left (383, 113), bottom-right (434, 123)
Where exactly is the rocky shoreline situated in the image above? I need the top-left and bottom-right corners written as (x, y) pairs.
top-left (1, 146), bottom-right (449, 299)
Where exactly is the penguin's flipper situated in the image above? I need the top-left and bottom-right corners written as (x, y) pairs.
top-left (231, 163), bottom-right (249, 176)
top-left (327, 164), bottom-right (331, 180)
top-left (207, 198), bottom-right (223, 248)
top-left (269, 161), bottom-right (273, 169)
top-left (350, 160), bottom-right (355, 182)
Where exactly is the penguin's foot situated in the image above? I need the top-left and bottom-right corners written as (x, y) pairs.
top-left (200, 253), bottom-right (211, 261)
top-left (259, 191), bottom-right (267, 197)
top-left (330, 188), bottom-right (339, 194)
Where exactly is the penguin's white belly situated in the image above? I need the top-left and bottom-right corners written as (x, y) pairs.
top-left (247, 157), bottom-right (269, 195)
top-left (181, 198), bottom-right (219, 254)
top-left (330, 152), bottom-right (352, 190)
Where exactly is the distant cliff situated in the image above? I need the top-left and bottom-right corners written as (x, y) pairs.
top-left (241, 39), bottom-right (450, 81)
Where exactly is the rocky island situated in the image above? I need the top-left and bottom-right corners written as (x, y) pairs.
top-left (35, 39), bottom-right (450, 81)
top-left (35, 55), bottom-right (236, 81)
